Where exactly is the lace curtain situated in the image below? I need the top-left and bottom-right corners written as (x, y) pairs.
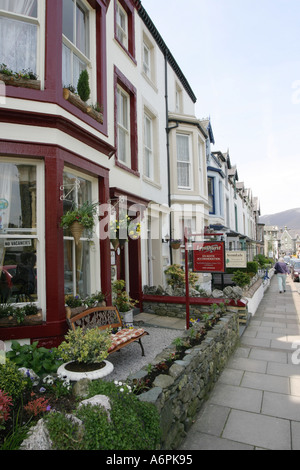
top-left (177, 135), bottom-right (190, 188)
top-left (0, 0), bottom-right (37, 73)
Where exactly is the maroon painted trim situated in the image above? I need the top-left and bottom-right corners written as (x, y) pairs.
top-left (114, 66), bottom-right (138, 174)
top-left (2, 0), bottom-right (109, 136)
top-left (114, 0), bottom-right (136, 63)
top-left (141, 294), bottom-right (248, 308)
top-left (0, 108), bottom-right (116, 158)
top-left (0, 141), bottom-right (111, 344)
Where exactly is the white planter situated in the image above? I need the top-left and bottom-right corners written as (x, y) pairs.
top-left (122, 309), bottom-right (133, 327)
top-left (57, 360), bottom-right (114, 382)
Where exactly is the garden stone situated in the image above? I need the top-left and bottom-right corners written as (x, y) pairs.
top-left (153, 374), bottom-right (174, 389)
top-left (212, 289), bottom-right (224, 298)
top-left (73, 378), bottom-right (90, 398)
top-left (18, 367), bottom-right (39, 386)
top-left (78, 394), bottom-right (111, 422)
top-left (20, 418), bottom-right (52, 450)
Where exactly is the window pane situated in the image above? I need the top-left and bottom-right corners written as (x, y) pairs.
top-left (0, 163), bottom-right (36, 232)
top-left (64, 239), bottom-right (90, 298)
top-left (177, 162), bottom-right (189, 187)
top-left (118, 128), bottom-right (127, 163)
top-left (76, 2), bottom-right (88, 56)
top-left (0, 16), bottom-right (37, 72)
top-left (0, 0), bottom-right (37, 17)
top-left (63, 0), bottom-right (74, 43)
top-left (177, 135), bottom-right (189, 162)
top-left (73, 54), bottom-right (86, 91)
top-left (62, 43), bottom-right (72, 87)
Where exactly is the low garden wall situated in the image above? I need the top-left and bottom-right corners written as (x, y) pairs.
top-left (131, 308), bottom-right (240, 450)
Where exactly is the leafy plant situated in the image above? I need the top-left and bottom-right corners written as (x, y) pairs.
top-left (0, 390), bottom-right (13, 430)
top-left (58, 327), bottom-right (112, 364)
top-left (0, 303), bottom-right (39, 323)
top-left (65, 295), bottom-right (83, 308)
top-left (0, 360), bottom-right (27, 400)
top-left (60, 201), bottom-right (98, 230)
top-left (112, 280), bottom-right (137, 312)
top-left (232, 270), bottom-right (251, 288)
top-left (84, 291), bottom-right (106, 307)
top-left (24, 393), bottom-right (51, 417)
top-left (6, 341), bottom-right (63, 376)
top-left (164, 264), bottom-right (198, 289)
top-left (77, 69), bottom-right (90, 102)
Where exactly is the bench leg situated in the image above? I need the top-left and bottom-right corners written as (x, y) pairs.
top-left (137, 338), bottom-right (145, 356)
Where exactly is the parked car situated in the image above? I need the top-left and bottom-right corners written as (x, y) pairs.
top-left (291, 261), bottom-right (300, 282)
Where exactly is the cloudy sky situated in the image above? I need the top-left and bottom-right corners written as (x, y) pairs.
top-left (141, 0), bottom-right (300, 216)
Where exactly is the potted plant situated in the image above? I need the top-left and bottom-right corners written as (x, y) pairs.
top-left (170, 239), bottom-right (182, 250)
top-left (57, 327), bottom-right (113, 381)
top-left (0, 63), bottom-right (40, 90)
top-left (60, 201), bottom-right (98, 245)
top-left (84, 291), bottom-right (106, 308)
top-left (112, 280), bottom-right (137, 327)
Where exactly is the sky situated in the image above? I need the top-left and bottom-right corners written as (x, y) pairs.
top-left (141, 0), bottom-right (300, 216)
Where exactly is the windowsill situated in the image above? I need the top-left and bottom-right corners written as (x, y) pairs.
top-left (114, 37), bottom-right (137, 64)
top-left (141, 71), bottom-right (158, 92)
top-left (142, 175), bottom-right (161, 189)
top-left (115, 158), bottom-right (139, 177)
top-left (63, 88), bottom-right (103, 124)
top-left (0, 73), bottom-right (41, 90)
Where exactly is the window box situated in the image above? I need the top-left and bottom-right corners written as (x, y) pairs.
top-left (0, 72), bottom-right (41, 90)
top-left (0, 309), bottom-right (43, 328)
top-left (63, 88), bottom-right (103, 124)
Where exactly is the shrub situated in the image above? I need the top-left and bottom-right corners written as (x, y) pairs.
top-left (164, 264), bottom-right (198, 289)
top-left (232, 270), bottom-right (251, 288)
top-left (0, 390), bottom-right (13, 430)
top-left (58, 327), bottom-right (112, 364)
top-left (0, 360), bottom-right (27, 400)
top-left (77, 69), bottom-right (90, 102)
top-left (247, 261), bottom-right (258, 274)
top-left (46, 380), bottom-right (161, 450)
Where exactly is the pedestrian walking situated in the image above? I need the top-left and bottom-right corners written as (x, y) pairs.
top-left (274, 257), bottom-right (289, 293)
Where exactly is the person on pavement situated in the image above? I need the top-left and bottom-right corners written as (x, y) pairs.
top-left (274, 257), bottom-right (289, 293)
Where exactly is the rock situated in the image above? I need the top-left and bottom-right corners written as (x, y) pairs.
top-left (153, 374), bottom-right (174, 389)
top-left (20, 418), bottom-right (53, 450)
top-left (78, 394), bottom-right (111, 422)
top-left (223, 286), bottom-right (233, 297)
top-left (73, 378), bottom-right (90, 398)
top-left (18, 368), bottom-right (39, 386)
top-left (212, 289), bottom-right (224, 298)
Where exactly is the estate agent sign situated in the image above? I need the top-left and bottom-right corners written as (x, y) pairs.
top-left (193, 241), bottom-right (225, 273)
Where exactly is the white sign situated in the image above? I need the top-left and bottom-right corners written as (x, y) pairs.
top-left (226, 251), bottom-right (247, 268)
top-left (4, 240), bottom-right (32, 248)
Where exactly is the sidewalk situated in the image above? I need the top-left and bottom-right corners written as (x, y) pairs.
top-left (180, 275), bottom-right (300, 450)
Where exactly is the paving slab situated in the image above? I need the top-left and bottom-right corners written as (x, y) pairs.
top-left (180, 276), bottom-right (300, 450)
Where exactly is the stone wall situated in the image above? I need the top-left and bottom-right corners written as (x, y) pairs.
top-left (133, 309), bottom-right (240, 450)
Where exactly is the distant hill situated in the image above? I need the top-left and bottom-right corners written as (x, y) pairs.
top-left (259, 208), bottom-right (300, 232)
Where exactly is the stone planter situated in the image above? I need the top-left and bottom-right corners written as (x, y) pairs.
top-left (0, 72), bottom-right (41, 90)
top-left (57, 360), bottom-right (114, 381)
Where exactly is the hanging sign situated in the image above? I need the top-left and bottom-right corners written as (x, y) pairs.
top-left (193, 241), bottom-right (225, 273)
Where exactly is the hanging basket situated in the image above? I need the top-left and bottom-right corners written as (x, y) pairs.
top-left (119, 238), bottom-right (128, 247)
top-left (171, 242), bottom-right (181, 250)
top-left (70, 221), bottom-right (84, 245)
top-left (110, 239), bottom-right (120, 250)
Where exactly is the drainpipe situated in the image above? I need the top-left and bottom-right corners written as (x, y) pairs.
top-left (165, 50), bottom-right (179, 265)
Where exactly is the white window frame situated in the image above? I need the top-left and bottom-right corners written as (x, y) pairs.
top-left (62, 0), bottom-right (96, 99)
top-left (116, 1), bottom-right (128, 49)
top-left (0, 0), bottom-right (46, 88)
top-left (117, 85), bottom-right (131, 166)
top-left (144, 112), bottom-right (154, 180)
top-left (62, 167), bottom-right (100, 297)
top-left (176, 133), bottom-right (192, 190)
top-left (0, 157), bottom-right (45, 315)
top-left (143, 41), bottom-right (151, 78)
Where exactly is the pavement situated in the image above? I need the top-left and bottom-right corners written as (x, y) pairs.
top-left (179, 275), bottom-right (300, 450)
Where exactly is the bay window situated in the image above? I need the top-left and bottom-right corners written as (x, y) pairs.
top-left (62, 169), bottom-right (99, 299)
top-left (177, 134), bottom-right (191, 189)
top-left (0, 159), bottom-right (44, 309)
top-left (62, 0), bottom-right (91, 93)
top-left (0, 0), bottom-right (42, 76)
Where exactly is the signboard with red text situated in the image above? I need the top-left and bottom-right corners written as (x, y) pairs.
top-left (193, 241), bottom-right (225, 273)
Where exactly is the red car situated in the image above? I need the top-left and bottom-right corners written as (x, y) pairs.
top-left (291, 261), bottom-right (300, 282)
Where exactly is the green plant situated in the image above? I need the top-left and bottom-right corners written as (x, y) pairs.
top-left (0, 303), bottom-right (39, 323)
top-left (247, 261), bottom-right (258, 274)
top-left (84, 291), bottom-right (106, 307)
top-left (164, 264), bottom-right (198, 289)
top-left (45, 412), bottom-right (83, 450)
top-left (0, 360), bottom-right (27, 400)
top-left (6, 341), bottom-right (63, 376)
top-left (60, 201), bottom-right (98, 230)
top-left (58, 327), bottom-right (112, 364)
top-left (232, 270), bottom-right (251, 288)
top-left (0, 64), bottom-right (37, 80)
top-left (65, 295), bottom-right (83, 308)
top-left (112, 280), bottom-right (137, 312)
top-left (77, 69), bottom-right (90, 102)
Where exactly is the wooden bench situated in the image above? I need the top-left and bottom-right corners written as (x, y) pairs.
top-left (66, 306), bottom-right (149, 356)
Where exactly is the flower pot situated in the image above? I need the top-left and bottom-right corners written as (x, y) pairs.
top-left (70, 221), bottom-right (84, 245)
top-left (57, 360), bottom-right (114, 382)
top-left (121, 309), bottom-right (134, 328)
top-left (171, 242), bottom-right (181, 250)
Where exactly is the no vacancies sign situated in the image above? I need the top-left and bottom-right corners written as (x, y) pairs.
top-left (193, 241), bottom-right (225, 273)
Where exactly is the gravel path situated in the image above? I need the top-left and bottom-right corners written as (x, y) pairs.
top-left (104, 326), bottom-right (183, 382)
